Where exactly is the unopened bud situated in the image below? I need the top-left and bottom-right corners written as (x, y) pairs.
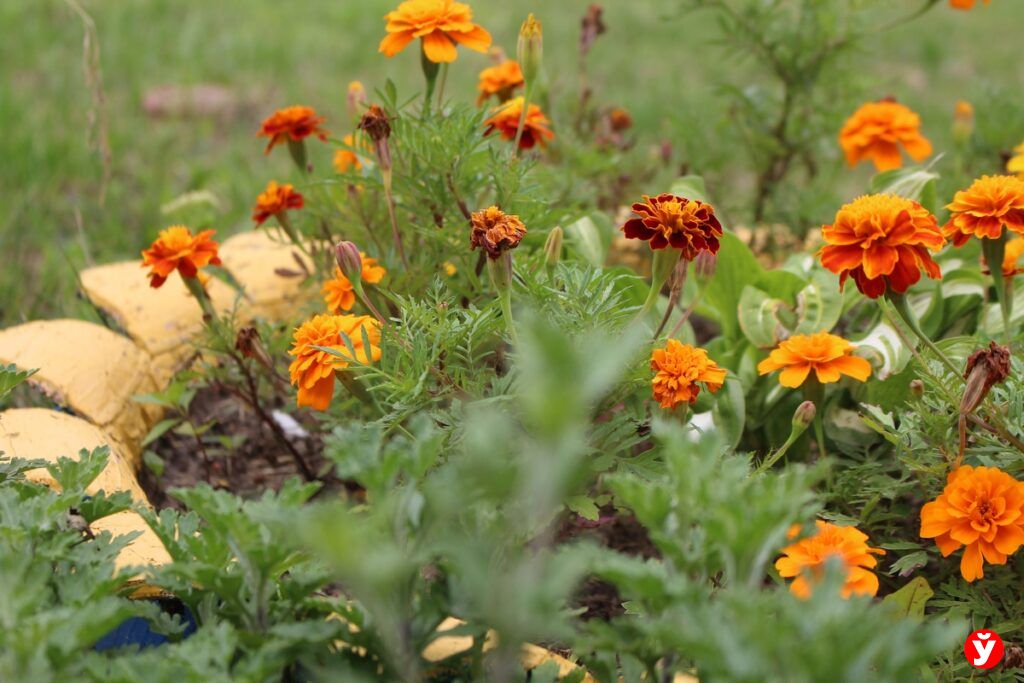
top-left (693, 250), bottom-right (717, 284)
top-left (909, 379), bottom-right (925, 398)
top-left (543, 226), bottom-right (563, 273)
top-left (347, 81), bottom-right (367, 119)
top-left (793, 400), bottom-right (816, 430)
top-left (335, 240), bottom-right (364, 283)
top-left (517, 14), bottom-right (543, 84)
top-left (952, 100), bottom-right (974, 146)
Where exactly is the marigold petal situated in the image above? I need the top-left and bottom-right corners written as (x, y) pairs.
top-left (421, 30), bottom-right (458, 62)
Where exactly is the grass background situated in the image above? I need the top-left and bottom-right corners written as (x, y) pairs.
top-left (2, 0), bottom-right (1022, 325)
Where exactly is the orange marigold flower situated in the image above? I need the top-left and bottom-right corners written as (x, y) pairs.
top-left (776, 520), bottom-right (885, 599)
top-left (258, 106), bottom-right (328, 155)
top-left (333, 134), bottom-right (368, 174)
top-left (943, 175), bottom-right (1024, 247)
top-left (470, 206), bottom-right (527, 259)
top-left (476, 60), bottom-right (524, 105)
top-left (839, 100), bottom-right (933, 171)
top-left (950, 0), bottom-right (990, 8)
top-left (252, 181), bottom-right (304, 226)
top-left (321, 254), bottom-right (387, 313)
top-left (379, 0), bottom-right (491, 64)
top-left (650, 339), bottom-right (726, 409)
top-left (608, 107), bottom-right (633, 132)
top-left (141, 225), bottom-right (221, 289)
top-left (757, 331), bottom-right (872, 388)
top-left (818, 194), bottom-right (944, 298)
top-left (288, 314), bottom-right (382, 411)
top-left (920, 465), bottom-right (1024, 582)
top-left (483, 97), bottom-right (554, 150)
top-left (620, 194), bottom-right (723, 256)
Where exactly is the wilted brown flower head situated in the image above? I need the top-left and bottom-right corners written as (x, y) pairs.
top-left (470, 205), bottom-right (527, 259)
top-left (579, 4), bottom-right (606, 57)
top-left (358, 105), bottom-right (393, 170)
top-left (958, 342), bottom-right (1012, 460)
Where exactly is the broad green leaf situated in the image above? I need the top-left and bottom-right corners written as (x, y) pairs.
top-left (564, 213), bottom-right (613, 267)
top-left (883, 576), bottom-right (933, 620)
top-left (711, 379), bottom-right (746, 450)
top-left (669, 175), bottom-right (710, 203)
top-left (855, 320), bottom-right (910, 379)
top-left (870, 164), bottom-right (940, 210)
top-left (738, 286), bottom-right (787, 348)
top-left (703, 232), bottom-right (764, 340)
top-left (794, 270), bottom-right (844, 334)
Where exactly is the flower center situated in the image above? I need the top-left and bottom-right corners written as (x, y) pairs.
top-left (656, 200), bottom-right (699, 236)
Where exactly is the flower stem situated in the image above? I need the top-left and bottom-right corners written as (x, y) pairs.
top-left (381, 167), bottom-right (409, 268)
top-left (802, 377), bottom-right (826, 456)
top-left (512, 81), bottom-right (536, 158)
top-left (420, 46), bottom-right (439, 118)
top-left (981, 235), bottom-right (1013, 344)
top-left (884, 292), bottom-right (961, 377)
top-left (497, 286), bottom-right (518, 345)
top-left (183, 275), bottom-right (216, 322)
top-left (436, 63), bottom-right (449, 110)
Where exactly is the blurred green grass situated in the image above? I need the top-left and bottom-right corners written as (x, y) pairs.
top-left (2, 0), bottom-right (1022, 324)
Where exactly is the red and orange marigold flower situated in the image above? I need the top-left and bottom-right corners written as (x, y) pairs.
top-left (379, 0), bottom-right (491, 64)
top-left (141, 225), bottom-right (221, 288)
top-left (776, 520), bottom-right (885, 599)
top-left (321, 254), bottom-right (387, 313)
top-left (258, 106), bottom-right (328, 155)
top-left (621, 194), bottom-right (723, 257)
top-left (252, 181), bottom-right (304, 226)
top-left (288, 314), bottom-right (382, 411)
top-left (818, 194), bottom-right (945, 298)
top-left (483, 97), bottom-right (554, 150)
top-left (920, 465), bottom-right (1024, 582)
top-left (469, 205), bottom-right (527, 259)
top-left (476, 60), bottom-right (524, 105)
top-left (942, 175), bottom-right (1024, 246)
top-left (839, 100), bottom-right (932, 171)
top-left (649, 339), bottom-right (726, 409)
top-left (757, 332), bottom-right (872, 389)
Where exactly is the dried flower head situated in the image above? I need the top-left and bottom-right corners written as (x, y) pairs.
top-left (358, 105), bottom-right (393, 170)
top-left (258, 106), bottom-right (328, 155)
top-left (776, 521), bottom-right (885, 599)
top-left (620, 193), bottom-right (723, 257)
top-left (959, 343), bottom-right (1011, 457)
top-left (476, 60), bottom-right (524, 105)
top-left (379, 0), bottom-right (491, 63)
top-left (321, 254), bottom-right (387, 313)
top-left (818, 194), bottom-right (944, 298)
top-left (608, 107), bottom-right (633, 132)
top-left (252, 181), bottom-right (304, 226)
top-left (470, 206), bottom-right (527, 259)
top-left (649, 339), bottom-right (726, 409)
top-left (483, 97), bottom-right (553, 150)
top-left (943, 175), bottom-right (1024, 246)
top-left (141, 225), bottom-right (221, 288)
top-left (757, 331), bottom-right (872, 388)
top-left (920, 465), bottom-right (1024, 582)
top-left (288, 314), bottom-right (382, 410)
top-left (579, 4), bottom-right (606, 57)
top-left (839, 100), bottom-right (932, 171)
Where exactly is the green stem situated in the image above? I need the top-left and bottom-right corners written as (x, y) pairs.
top-left (802, 378), bottom-right (826, 456)
top-left (497, 286), bottom-right (519, 345)
top-left (420, 46), bottom-right (439, 118)
top-left (183, 275), bottom-right (216, 322)
top-left (982, 236), bottom-right (1012, 344)
top-left (436, 63), bottom-right (449, 110)
top-left (885, 293), bottom-right (961, 377)
top-left (512, 81), bottom-right (536, 157)
top-left (381, 168), bottom-right (408, 268)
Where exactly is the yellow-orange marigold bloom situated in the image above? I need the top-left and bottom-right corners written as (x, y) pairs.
top-left (943, 175), bottom-right (1024, 247)
top-left (333, 134), bottom-right (368, 174)
top-left (252, 181), bottom-right (304, 226)
top-left (920, 465), bottom-right (1024, 582)
top-left (476, 60), bottom-right (524, 105)
top-left (757, 331), bottom-right (872, 388)
top-left (141, 225), bottom-right (221, 288)
top-left (379, 0), bottom-right (491, 64)
top-left (839, 101), bottom-right (932, 171)
top-left (470, 205), bottom-right (527, 259)
top-left (650, 339), bottom-right (726, 409)
top-left (483, 97), bottom-right (554, 150)
top-left (621, 194), bottom-right (723, 256)
top-left (288, 314), bottom-right (382, 411)
top-left (994, 237), bottom-right (1024, 277)
top-left (776, 520), bottom-right (885, 599)
top-left (950, 0), bottom-right (990, 8)
top-left (1007, 142), bottom-right (1024, 178)
top-left (320, 254), bottom-right (387, 313)
top-left (258, 106), bottom-right (328, 155)
top-left (819, 194), bottom-right (944, 298)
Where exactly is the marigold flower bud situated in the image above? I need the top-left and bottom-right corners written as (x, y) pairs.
top-left (517, 13), bottom-right (543, 84)
top-left (335, 241), bottom-right (364, 284)
top-left (793, 400), bottom-right (816, 431)
top-left (543, 226), bottom-right (563, 273)
top-left (909, 379), bottom-right (925, 398)
top-left (693, 250), bottom-right (717, 284)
